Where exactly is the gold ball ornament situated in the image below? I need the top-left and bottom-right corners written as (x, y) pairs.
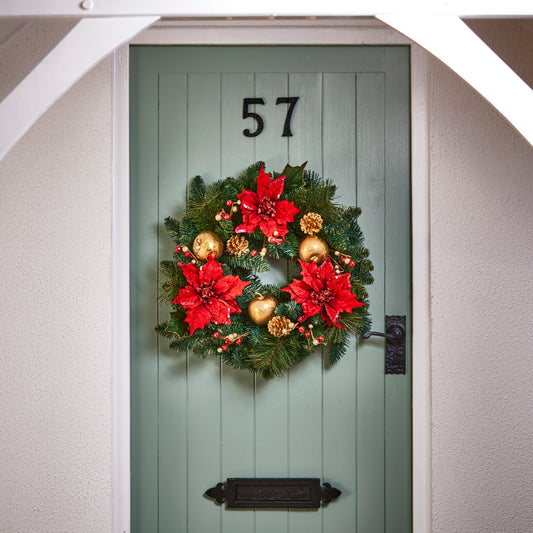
top-left (298, 235), bottom-right (329, 264)
top-left (192, 231), bottom-right (224, 261)
top-left (248, 294), bottom-right (278, 325)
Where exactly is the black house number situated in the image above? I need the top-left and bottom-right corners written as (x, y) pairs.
top-left (243, 97), bottom-right (300, 138)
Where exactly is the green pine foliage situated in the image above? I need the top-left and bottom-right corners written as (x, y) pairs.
top-left (156, 161), bottom-right (374, 378)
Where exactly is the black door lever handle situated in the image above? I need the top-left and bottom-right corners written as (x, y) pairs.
top-left (360, 316), bottom-right (406, 374)
top-left (361, 324), bottom-right (405, 341)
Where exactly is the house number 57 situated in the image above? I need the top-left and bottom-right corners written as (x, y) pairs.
top-left (242, 97), bottom-right (300, 138)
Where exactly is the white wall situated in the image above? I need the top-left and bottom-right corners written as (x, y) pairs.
top-left (0, 23), bottom-right (112, 532)
top-left (0, 17), bottom-right (531, 533)
top-left (429, 19), bottom-right (533, 533)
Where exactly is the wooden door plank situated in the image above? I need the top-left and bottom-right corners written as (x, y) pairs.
top-left (130, 54), bottom-right (159, 533)
top-left (322, 72), bottom-right (358, 533)
top-left (186, 73), bottom-right (223, 533)
top-left (254, 72), bottom-right (289, 173)
top-left (286, 72), bottom-right (324, 533)
top-left (221, 72), bottom-right (256, 177)
top-left (356, 71), bottom-right (387, 533)
top-left (383, 47), bottom-right (412, 533)
top-left (254, 71), bottom-right (290, 533)
top-left (220, 72), bottom-right (256, 533)
top-left (288, 73), bottom-right (323, 173)
top-left (158, 73), bottom-right (189, 533)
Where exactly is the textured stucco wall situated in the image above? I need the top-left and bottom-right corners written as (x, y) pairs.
top-left (0, 23), bottom-right (112, 532)
top-left (430, 20), bottom-right (533, 533)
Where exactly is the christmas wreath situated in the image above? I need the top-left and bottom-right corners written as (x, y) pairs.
top-left (156, 162), bottom-right (373, 379)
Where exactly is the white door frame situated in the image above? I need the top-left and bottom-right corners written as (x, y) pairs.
top-left (112, 19), bottom-right (431, 533)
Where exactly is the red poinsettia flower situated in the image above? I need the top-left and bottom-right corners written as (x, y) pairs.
top-left (282, 258), bottom-right (364, 327)
top-left (173, 255), bottom-right (250, 335)
top-left (235, 165), bottom-right (299, 240)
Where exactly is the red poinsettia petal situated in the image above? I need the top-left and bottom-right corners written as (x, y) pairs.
top-left (274, 199), bottom-right (299, 224)
top-left (173, 285), bottom-right (200, 308)
top-left (282, 278), bottom-right (311, 303)
top-left (299, 259), bottom-right (322, 292)
top-left (320, 310), bottom-right (344, 329)
top-left (331, 289), bottom-right (364, 315)
top-left (225, 299), bottom-right (241, 314)
top-left (256, 165), bottom-right (272, 198)
top-left (185, 303), bottom-right (212, 335)
top-left (237, 189), bottom-right (258, 211)
top-left (317, 258), bottom-right (336, 284)
top-left (235, 211), bottom-right (262, 234)
top-left (265, 175), bottom-right (286, 201)
top-left (178, 261), bottom-right (200, 287)
top-left (199, 256), bottom-right (224, 285)
top-left (326, 272), bottom-right (352, 294)
top-left (259, 218), bottom-right (287, 239)
top-left (206, 298), bottom-right (232, 326)
top-left (325, 302), bottom-right (341, 324)
top-left (213, 275), bottom-right (250, 300)
top-left (301, 300), bottom-right (323, 319)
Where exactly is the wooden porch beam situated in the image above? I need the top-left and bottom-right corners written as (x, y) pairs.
top-left (0, 16), bottom-right (158, 162)
top-left (378, 14), bottom-right (533, 147)
top-left (0, 0), bottom-right (533, 18)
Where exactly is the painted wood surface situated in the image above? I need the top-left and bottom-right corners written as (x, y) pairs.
top-left (130, 46), bottom-right (411, 533)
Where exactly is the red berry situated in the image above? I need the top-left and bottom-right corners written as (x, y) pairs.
top-left (213, 331), bottom-right (221, 338)
top-left (276, 239), bottom-right (282, 247)
top-left (221, 344), bottom-right (228, 351)
top-left (250, 250), bottom-right (258, 257)
top-left (223, 213), bottom-right (231, 220)
top-left (317, 335), bottom-right (324, 343)
top-left (235, 338), bottom-right (242, 345)
top-left (184, 251), bottom-right (192, 258)
top-left (349, 260), bottom-right (356, 267)
top-left (175, 245), bottom-right (182, 253)
top-left (226, 199), bottom-right (233, 206)
top-left (224, 338), bottom-right (231, 345)
top-left (298, 326), bottom-right (305, 333)
top-left (304, 331), bottom-right (312, 339)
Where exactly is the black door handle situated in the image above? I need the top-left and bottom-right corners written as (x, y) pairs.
top-left (361, 315), bottom-right (406, 374)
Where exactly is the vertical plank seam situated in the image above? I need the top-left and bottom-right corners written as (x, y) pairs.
top-left (286, 70), bottom-right (291, 533)
top-left (382, 55), bottom-right (389, 532)
top-left (185, 71), bottom-right (190, 533)
top-left (354, 70), bottom-right (359, 533)
top-left (156, 71), bottom-right (161, 533)
top-left (252, 70), bottom-right (257, 533)
top-left (320, 70), bottom-right (326, 533)
top-left (218, 71), bottom-right (223, 533)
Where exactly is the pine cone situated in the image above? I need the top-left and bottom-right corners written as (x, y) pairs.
top-left (267, 316), bottom-right (293, 337)
top-left (300, 212), bottom-right (323, 235)
top-left (226, 235), bottom-right (249, 257)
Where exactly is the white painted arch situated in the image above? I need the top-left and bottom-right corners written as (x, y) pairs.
top-left (0, 12), bottom-right (532, 163)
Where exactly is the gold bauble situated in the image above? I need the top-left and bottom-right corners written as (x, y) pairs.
top-left (248, 294), bottom-right (278, 325)
top-left (192, 231), bottom-right (224, 261)
top-left (298, 235), bottom-right (329, 264)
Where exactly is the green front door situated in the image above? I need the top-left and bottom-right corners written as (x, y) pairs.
top-left (130, 45), bottom-right (411, 533)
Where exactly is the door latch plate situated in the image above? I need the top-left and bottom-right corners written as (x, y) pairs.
top-left (384, 315), bottom-right (406, 374)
